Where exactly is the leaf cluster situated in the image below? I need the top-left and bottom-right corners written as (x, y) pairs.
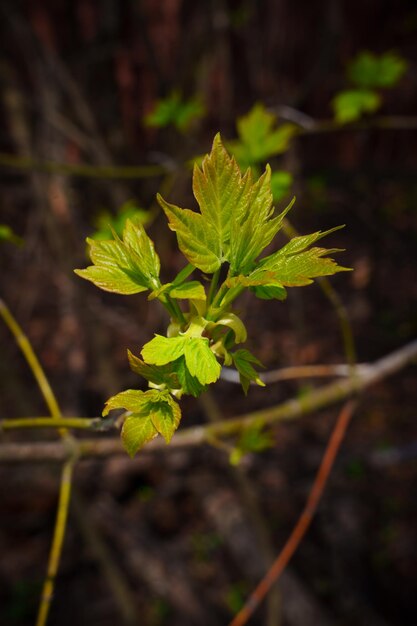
top-left (144, 91), bottom-right (205, 131)
top-left (75, 134), bottom-right (349, 456)
top-left (332, 51), bottom-right (407, 124)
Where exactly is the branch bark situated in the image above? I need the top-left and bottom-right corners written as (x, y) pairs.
top-left (1, 339), bottom-right (416, 463)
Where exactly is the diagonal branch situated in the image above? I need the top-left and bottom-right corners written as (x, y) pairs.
top-left (1, 339), bottom-right (416, 463)
top-left (228, 400), bottom-right (357, 626)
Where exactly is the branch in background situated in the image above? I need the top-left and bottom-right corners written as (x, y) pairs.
top-left (0, 298), bottom-right (74, 626)
top-left (221, 363), bottom-right (371, 384)
top-left (35, 460), bottom-right (75, 626)
top-left (0, 152), bottom-right (167, 178)
top-left (1, 339), bottom-right (416, 463)
top-left (0, 115), bottom-right (417, 180)
top-left (228, 400), bottom-right (357, 626)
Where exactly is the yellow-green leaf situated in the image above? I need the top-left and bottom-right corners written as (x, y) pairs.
top-left (75, 220), bottom-right (160, 295)
top-left (149, 395), bottom-right (181, 443)
top-left (157, 194), bottom-right (222, 273)
top-left (141, 335), bottom-right (187, 366)
top-left (121, 415), bottom-right (158, 457)
top-left (169, 281), bottom-right (206, 301)
top-left (184, 337), bottom-right (221, 385)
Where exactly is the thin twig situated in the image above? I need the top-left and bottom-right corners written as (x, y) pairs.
top-left (71, 490), bottom-right (139, 625)
top-left (0, 299), bottom-right (74, 625)
top-left (221, 363), bottom-right (371, 384)
top-left (200, 392), bottom-right (283, 626)
top-left (0, 115), bottom-right (416, 180)
top-left (0, 299), bottom-right (61, 419)
top-left (0, 339), bottom-right (415, 463)
top-left (35, 460), bottom-right (75, 626)
top-left (228, 400), bottom-right (357, 626)
top-left (0, 152), bottom-right (167, 178)
top-left (1, 417), bottom-right (99, 431)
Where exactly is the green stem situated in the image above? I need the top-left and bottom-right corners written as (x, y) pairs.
top-left (0, 298), bottom-right (75, 626)
top-left (208, 281), bottom-right (230, 318)
top-left (207, 268), bottom-right (220, 307)
top-left (165, 295), bottom-right (186, 325)
top-left (0, 299), bottom-right (61, 419)
top-left (1, 417), bottom-right (98, 431)
top-left (36, 461), bottom-right (75, 626)
top-left (218, 286), bottom-right (245, 311)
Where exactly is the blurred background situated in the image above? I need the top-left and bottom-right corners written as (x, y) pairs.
top-left (0, 1), bottom-right (416, 624)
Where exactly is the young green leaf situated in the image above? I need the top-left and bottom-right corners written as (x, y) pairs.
top-left (122, 415), bottom-right (158, 457)
top-left (175, 357), bottom-right (207, 397)
top-left (75, 220), bottom-right (160, 295)
top-left (0, 224), bottom-right (23, 246)
top-left (348, 51), bottom-right (407, 89)
top-left (251, 284), bottom-right (287, 300)
top-left (229, 103), bottom-right (297, 168)
top-left (141, 335), bottom-right (187, 366)
top-left (157, 194), bottom-right (222, 273)
top-left (228, 191), bottom-right (295, 275)
top-left (169, 281), bottom-right (206, 301)
top-left (103, 388), bottom-right (182, 453)
top-left (144, 91), bottom-right (205, 131)
top-left (160, 134), bottom-right (286, 274)
top-left (192, 134), bottom-right (251, 251)
top-left (332, 89), bottom-right (381, 124)
top-left (127, 350), bottom-right (179, 388)
top-left (270, 171), bottom-right (293, 202)
top-left (257, 229), bottom-right (351, 286)
top-left (148, 394), bottom-right (181, 443)
top-left (232, 349), bottom-right (265, 394)
top-left (227, 227), bottom-right (349, 293)
top-left (183, 338), bottom-right (221, 385)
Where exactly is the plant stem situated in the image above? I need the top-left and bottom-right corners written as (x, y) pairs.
top-left (0, 299), bottom-right (61, 419)
top-left (0, 152), bottom-right (166, 179)
top-left (165, 294), bottom-right (186, 325)
top-left (0, 298), bottom-right (74, 626)
top-left (218, 285), bottom-right (245, 310)
top-left (36, 460), bottom-right (75, 626)
top-left (228, 400), bottom-right (357, 626)
top-left (1, 417), bottom-right (98, 431)
top-left (207, 268), bottom-right (220, 307)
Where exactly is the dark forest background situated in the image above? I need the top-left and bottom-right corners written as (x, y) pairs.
top-left (0, 1), bottom-right (416, 625)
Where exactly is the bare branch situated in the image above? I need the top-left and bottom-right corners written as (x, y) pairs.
top-left (1, 339), bottom-right (416, 463)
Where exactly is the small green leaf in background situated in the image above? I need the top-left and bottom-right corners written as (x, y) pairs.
top-left (348, 51), bottom-right (407, 89)
top-left (332, 89), bottom-right (381, 124)
top-left (0, 224), bottom-right (23, 246)
top-left (75, 219), bottom-right (160, 295)
top-left (90, 200), bottom-right (152, 241)
top-left (144, 91), bottom-right (205, 131)
top-left (230, 420), bottom-right (275, 465)
top-left (228, 103), bottom-right (297, 169)
top-left (232, 349), bottom-right (265, 394)
top-left (270, 171), bottom-right (293, 202)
